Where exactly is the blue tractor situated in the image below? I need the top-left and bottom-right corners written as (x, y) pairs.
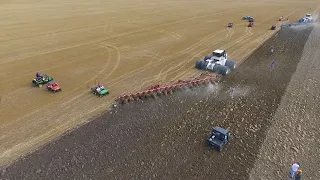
top-left (207, 127), bottom-right (232, 151)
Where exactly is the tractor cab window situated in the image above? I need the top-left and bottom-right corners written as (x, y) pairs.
top-left (213, 52), bottom-right (223, 57)
top-left (213, 131), bottom-right (225, 141)
top-left (306, 14), bottom-right (311, 17)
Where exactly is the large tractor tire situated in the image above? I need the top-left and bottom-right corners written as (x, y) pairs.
top-left (195, 60), bottom-right (208, 70)
top-left (32, 80), bottom-right (37, 86)
top-left (200, 61), bottom-right (208, 70)
top-left (195, 60), bottom-right (202, 69)
top-left (220, 66), bottom-right (231, 76)
top-left (225, 60), bottom-right (236, 70)
top-left (213, 64), bottom-right (231, 76)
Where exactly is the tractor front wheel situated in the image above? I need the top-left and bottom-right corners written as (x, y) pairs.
top-left (225, 60), bottom-right (236, 70)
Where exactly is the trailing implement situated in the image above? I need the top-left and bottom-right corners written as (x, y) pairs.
top-left (115, 73), bottom-right (220, 105)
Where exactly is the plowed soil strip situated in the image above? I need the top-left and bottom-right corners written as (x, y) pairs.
top-left (249, 23), bottom-right (320, 179)
top-left (0, 27), bottom-right (313, 179)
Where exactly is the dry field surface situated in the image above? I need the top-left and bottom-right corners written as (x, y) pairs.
top-left (1, 12), bottom-right (320, 180)
top-left (0, 0), bottom-right (319, 172)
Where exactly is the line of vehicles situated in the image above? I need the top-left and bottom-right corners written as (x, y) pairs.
top-left (281, 13), bottom-right (313, 28)
top-left (227, 15), bottom-right (254, 29)
top-left (32, 73), bottom-right (109, 96)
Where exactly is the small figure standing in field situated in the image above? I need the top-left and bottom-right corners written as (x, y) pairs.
top-left (291, 161), bottom-right (300, 178)
top-left (270, 46), bottom-right (274, 56)
top-left (270, 60), bottom-right (275, 69)
top-left (231, 88), bottom-right (235, 98)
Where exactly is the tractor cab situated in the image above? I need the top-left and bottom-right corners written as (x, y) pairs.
top-left (242, 16), bottom-right (253, 20)
top-left (207, 127), bottom-right (231, 151)
top-left (212, 50), bottom-right (227, 61)
top-left (210, 50), bottom-right (228, 65)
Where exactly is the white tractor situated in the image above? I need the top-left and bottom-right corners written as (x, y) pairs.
top-left (305, 13), bottom-right (312, 20)
top-left (299, 13), bottom-right (313, 23)
top-left (195, 50), bottom-right (236, 76)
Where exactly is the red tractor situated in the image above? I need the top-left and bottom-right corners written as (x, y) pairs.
top-left (47, 81), bottom-right (62, 93)
top-left (248, 22), bottom-right (254, 27)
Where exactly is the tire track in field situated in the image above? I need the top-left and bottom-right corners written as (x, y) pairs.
top-left (94, 24), bottom-right (234, 88)
top-left (1, 47), bottom-right (104, 83)
top-left (0, 6), bottom-right (243, 65)
top-left (0, 43), bottom-right (120, 129)
top-left (225, 27), bottom-right (235, 39)
top-left (83, 20), bottom-right (229, 91)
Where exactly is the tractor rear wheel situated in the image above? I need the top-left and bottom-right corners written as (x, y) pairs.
top-left (220, 66), bottom-right (231, 76)
top-left (213, 64), bottom-right (230, 76)
top-left (213, 64), bottom-right (222, 74)
top-left (196, 60), bottom-right (208, 70)
top-left (225, 60), bottom-right (236, 70)
top-left (200, 61), bottom-right (208, 70)
top-left (195, 60), bottom-right (202, 69)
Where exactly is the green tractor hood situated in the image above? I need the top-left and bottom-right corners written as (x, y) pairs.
top-left (100, 89), bottom-right (109, 95)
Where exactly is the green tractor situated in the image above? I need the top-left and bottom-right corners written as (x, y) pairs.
top-left (32, 73), bottom-right (53, 87)
top-left (91, 85), bottom-right (109, 97)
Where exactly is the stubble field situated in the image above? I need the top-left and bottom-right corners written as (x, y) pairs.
top-left (0, 0), bottom-right (319, 173)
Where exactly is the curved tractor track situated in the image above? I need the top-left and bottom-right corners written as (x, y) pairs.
top-left (0, 0), bottom-right (319, 168)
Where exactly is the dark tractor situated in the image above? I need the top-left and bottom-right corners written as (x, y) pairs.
top-left (207, 127), bottom-right (231, 151)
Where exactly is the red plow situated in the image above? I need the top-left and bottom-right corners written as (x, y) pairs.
top-left (115, 72), bottom-right (221, 104)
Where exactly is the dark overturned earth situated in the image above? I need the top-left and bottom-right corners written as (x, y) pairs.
top-left (0, 27), bottom-right (313, 180)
